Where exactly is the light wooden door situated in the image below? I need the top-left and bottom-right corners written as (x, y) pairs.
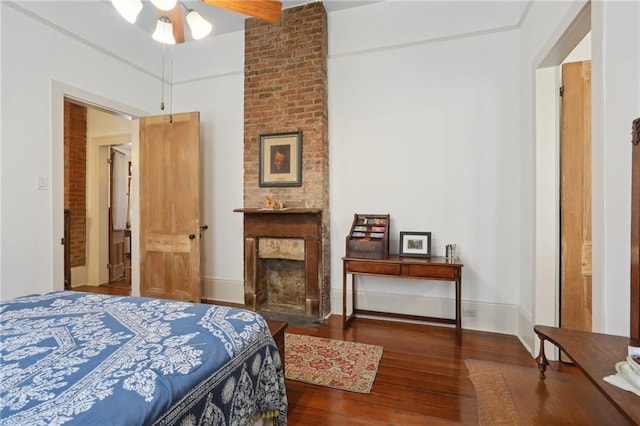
top-left (139, 112), bottom-right (201, 302)
top-left (560, 60), bottom-right (592, 332)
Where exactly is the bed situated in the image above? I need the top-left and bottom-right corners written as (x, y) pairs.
top-left (0, 291), bottom-right (287, 425)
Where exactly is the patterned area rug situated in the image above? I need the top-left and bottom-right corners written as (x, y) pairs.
top-left (285, 333), bottom-right (383, 393)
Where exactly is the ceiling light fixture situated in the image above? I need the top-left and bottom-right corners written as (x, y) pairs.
top-left (111, 0), bottom-right (213, 44)
top-left (185, 9), bottom-right (213, 40)
top-left (152, 15), bottom-right (176, 45)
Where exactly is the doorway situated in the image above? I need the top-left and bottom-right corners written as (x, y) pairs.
top-left (60, 90), bottom-right (202, 303)
top-left (52, 82), bottom-right (144, 295)
top-left (533, 4), bottom-right (591, 356)
top-left (63, 97), bottom-right (138, 294)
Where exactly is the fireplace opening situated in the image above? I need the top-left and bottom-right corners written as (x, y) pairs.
top-left (256, 237), bottom-right (306, 316)
top-left (258, 258), bottom-right (306, 315)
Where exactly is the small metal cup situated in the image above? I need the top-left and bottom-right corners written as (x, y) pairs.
top-left (445, 244), bottom-right (457, 259)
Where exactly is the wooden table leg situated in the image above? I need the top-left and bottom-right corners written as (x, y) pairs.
top-left (455, 278), bottom-right (462, 345)
top-left (535, 332), bottom-right (549, 379)
top-left (342, 271), bottom-right (358, 329)
top-left (351, 274), bottom-right (356, 323)
top-left (342, 265), bottom-right (347, 329)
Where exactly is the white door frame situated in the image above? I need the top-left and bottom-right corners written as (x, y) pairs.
top-left (532, 2), bottom-right (591, 356)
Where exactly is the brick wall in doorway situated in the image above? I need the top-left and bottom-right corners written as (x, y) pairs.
top-left (64, 100), bottom-right (87, 268)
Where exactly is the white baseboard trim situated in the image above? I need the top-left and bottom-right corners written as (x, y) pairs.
top-left (200, 278), bottom-right (526, 340)
top-left (518, 306), bottom-right (535, 355)
top-left (331, 288), bottom-right (520, 336)
top-left (516, 307), bottom-right (559, 360)
top-left (519, 307), bottom-right (561, 361)
top-left (70, 266), bottom-right (88, 287)
top-left (201, 277), bottom-right (244, 304)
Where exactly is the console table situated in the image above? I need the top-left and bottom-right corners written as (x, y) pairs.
top-left (342, 255), bottom-right (463, 345)
top-left (534, 325), bottom-right (640, 424)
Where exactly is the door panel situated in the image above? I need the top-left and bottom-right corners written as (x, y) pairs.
top-left (109, 148), bottom-right (127, 282)
top-left (109, 226), bottom-right (126, 281)
top-left (139, 112), bottom-right (201, 302)
top-left (560, 61), bottom-right (592, 332)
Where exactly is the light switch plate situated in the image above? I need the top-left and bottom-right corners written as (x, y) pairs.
top-left (36, 176), bottom-right (48, 190)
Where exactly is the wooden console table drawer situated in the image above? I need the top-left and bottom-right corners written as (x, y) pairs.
top-left (404, 264), bottom-right (459, 280)
top-left (345, 260), bottom-right (400, 275)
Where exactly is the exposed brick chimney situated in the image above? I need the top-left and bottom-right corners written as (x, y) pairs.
top-left (243, 2), bottom-right (330, 316)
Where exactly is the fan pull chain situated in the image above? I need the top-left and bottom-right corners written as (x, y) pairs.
top-left (169, 45), bottom-right (174, 123)
top-left (160, 43), bottom-right (166, 111)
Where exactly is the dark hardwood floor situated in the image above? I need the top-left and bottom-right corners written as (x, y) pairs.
top-left (71, 284), bottom-right (622, 425)
top-left (285, 317), bottom-right (529, 425)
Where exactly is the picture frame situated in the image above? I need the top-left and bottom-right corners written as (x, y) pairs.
top-left (399, 231), bottom-right (431, 258)
top-left (259, 131), bottom-right (302, 187)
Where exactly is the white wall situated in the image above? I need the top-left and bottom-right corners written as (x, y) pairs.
top-left (327, 2), bottom-right (521, 333)
top-left (593, 0), bottom-right (640, 335)
top-left (0, 2), bottom-right (158, 299)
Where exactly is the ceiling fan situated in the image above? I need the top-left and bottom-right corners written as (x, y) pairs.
top-left (112, 0), bottom-right (282, 44)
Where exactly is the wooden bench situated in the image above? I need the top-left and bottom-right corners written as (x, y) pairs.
top-left (534, 325), bottom-right (640, 425)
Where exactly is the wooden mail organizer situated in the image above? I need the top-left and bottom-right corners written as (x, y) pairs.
top-left (342, 255), bottom-right (464, 345)
top-left (345, 213), bottom-right (390, 259)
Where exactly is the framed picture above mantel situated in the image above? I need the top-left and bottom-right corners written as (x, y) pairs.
top-left (259, 131), bottom-right (302, 187)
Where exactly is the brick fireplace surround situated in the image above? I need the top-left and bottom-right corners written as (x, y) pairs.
top-left (240, 2), bottom-right (330, 320)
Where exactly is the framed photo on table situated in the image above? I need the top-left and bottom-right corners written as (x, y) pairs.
top-left (259, 131), bottom-right (302, 187)
top-left (399, 231), bottom-right (431, 258)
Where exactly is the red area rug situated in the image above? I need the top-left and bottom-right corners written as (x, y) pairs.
top-left (284, 333), bottom-right (383, 393)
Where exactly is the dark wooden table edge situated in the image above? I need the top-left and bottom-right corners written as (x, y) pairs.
top-left (534, 324), bottom-right (640, 425)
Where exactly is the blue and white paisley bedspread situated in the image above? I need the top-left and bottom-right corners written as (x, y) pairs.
top-left (0, 291), bottom-right (287, 425)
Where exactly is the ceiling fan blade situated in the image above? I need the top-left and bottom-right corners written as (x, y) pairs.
top-left (158, 6), bottom-right (185, 44)
top-left (204, 0), bottom-right (282, 23)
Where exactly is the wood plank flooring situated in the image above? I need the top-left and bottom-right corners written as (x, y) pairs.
top-left (285, 316), bottom-right (524, 425)
top-left (72, 284), bottom-right (622, 425)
